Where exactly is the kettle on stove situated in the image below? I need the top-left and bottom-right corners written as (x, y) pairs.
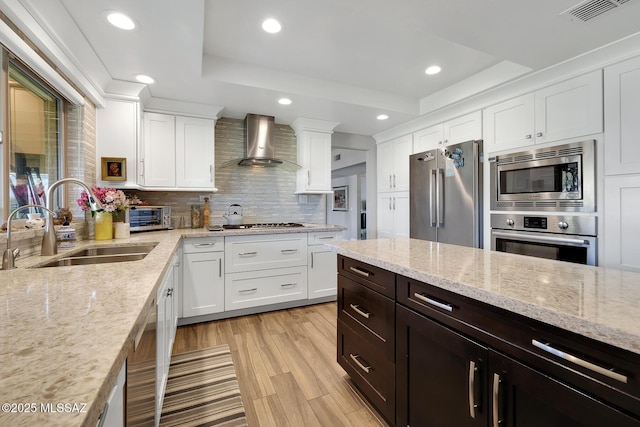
top-left (223, 204), bottom-right (244, 225)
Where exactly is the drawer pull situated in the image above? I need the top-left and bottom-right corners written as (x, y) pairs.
top-left (469, 360), bottom-right (478, 419)
top-left (414, 293), bottom-right (453, 312)
top-left (238, 288), bottom-right (258, 293)
top-left (280, 283), bottom-right (297, 288)
top-left (492, 373), bottom-right (502, 427)
top-left (194, 242), bottom-right (216, 247)
top-left (349, 266), bottom-right (371, 277)
top-left (531, 339), bottom-right (628, 384)
top-left (281, 249), bottom-right (298, 253)
top-left (318, 236), bottom-right (335, 240)
top-left (349, 303), bottom-right (371, 319)
top-left (349, 353), bottom-right (372, 374)
top-left (238, 251), bottom-right (258, 256)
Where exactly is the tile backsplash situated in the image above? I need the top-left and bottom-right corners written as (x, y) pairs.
top-left (128, 117), bottom-right (327, 227)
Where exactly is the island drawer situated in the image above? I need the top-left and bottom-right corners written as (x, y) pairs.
top-left (337, 319), bottom-right (395, 424)
top-left (308, 231), bottom-right (342, 245)
top-left (397, 274), bottom-right (640, 418)
top-left (338, 255), bottom-right (395, 299)
top-left (338, 275), bottom-right (395, 361)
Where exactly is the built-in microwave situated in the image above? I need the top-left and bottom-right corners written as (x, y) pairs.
top-left (489, 140), bottom-right (595, 212)
top-left (126, 205), bottom-right (172, 232)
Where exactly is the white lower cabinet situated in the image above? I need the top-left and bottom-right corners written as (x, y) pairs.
top-left (182, 237), bottom-right (225, 317)
top-left (308, 231), bottom-right (341, 300)
top-left (98, 362), bottom-right (126, 427)
top-left (603, 175), bottom-right (640, 272)
top-left (225, 266), bottom-right (308, 311)
top-left (156, 260), bottom-right (176, 423)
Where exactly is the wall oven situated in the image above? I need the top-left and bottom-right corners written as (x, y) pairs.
top-left (489, 139), bottom-right (595, 212)
top-left (491, 213), bottom-right (597, 265)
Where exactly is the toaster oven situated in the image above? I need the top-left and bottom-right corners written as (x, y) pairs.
top-left (126, 206), bottom-right (172, 232)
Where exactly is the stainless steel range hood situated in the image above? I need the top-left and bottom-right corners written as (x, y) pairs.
top-left (221, 114), bottom-right (300, 170)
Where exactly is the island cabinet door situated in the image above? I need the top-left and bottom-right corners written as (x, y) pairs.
top-left (396, 304), bottom-right (487, 427)
top-left (488, 350), bottom-right (640, 427)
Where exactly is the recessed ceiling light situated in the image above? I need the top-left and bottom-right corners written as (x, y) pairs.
top-left (425, 65), bottom-right (442, 75)
top-left (262, 18), bottom-right (282, 34)
top-left (135, 74), bottom-right (155, 84)
top-left (377, 114), bottom-right (389, 120)
top-left (107, 12), bottom-right (136, 30)
top-left (278, 98), bottom-right (292, 105)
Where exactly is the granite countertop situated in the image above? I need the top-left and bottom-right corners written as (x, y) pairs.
top-left (0, 224), bottom-right (343, 427)
top-left (326, 238), bottom-right (640, 356)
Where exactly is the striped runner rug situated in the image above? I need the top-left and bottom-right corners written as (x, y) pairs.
top-left (159, 345), bottom-right (248, 427)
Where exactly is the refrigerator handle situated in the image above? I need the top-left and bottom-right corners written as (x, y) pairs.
top-left (438, 169), bottom-right (445, 227)
top-left (430, 169), bottom-right (437, 227)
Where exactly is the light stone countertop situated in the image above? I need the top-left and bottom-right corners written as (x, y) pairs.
top-left (325, 238), bottom-right (640, 356)
top-left (0, 224), bottom-right (343, 427)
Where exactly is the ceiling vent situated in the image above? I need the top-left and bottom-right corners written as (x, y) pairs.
top-left (560, 0), bottom-right (635, 22)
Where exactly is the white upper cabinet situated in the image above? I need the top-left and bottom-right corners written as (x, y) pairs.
top-left (483, 70), bottom-right (603, 153)
top-left (292, 118), bottom-right (340, 194)
top-left (175, 116), bottom-right (215, 188)
top-left (483, 93), bottom-right (535, 153)
top-left (604, 56), bottom-right (640, 175)
top-left (141, 112), bottom-right (217, 190)
top-left (141, 112), bottom-right (176, 187)
top-left (413, 111), bottom-right (482, 153)
top-left (534, 70), bottom-right (603, 144)
top-left (96, 97), bottom-right (141, 188)
top-left (377, 134), bottom-right (412, 192)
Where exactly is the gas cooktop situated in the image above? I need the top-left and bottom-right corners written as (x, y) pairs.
top-left (208, 222), bottom-right (305, 231)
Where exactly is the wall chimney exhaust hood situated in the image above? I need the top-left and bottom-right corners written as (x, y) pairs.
top-left (221, 114), bottom-right (301, 170)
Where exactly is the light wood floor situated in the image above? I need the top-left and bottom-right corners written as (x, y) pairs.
top-left (172, 302), bottom-right (390, 427)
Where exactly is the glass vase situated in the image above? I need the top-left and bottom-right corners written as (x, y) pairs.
top-left (94, 211), bottom-right (113, 241)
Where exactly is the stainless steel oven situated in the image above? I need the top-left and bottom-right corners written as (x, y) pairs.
top-left (491, 213), bottom-right (597, 265)
top-left (489, 140), bottom-right (595, 212)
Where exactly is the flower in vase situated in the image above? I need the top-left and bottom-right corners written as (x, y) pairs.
top-left (77, 185), bottom-right (129, 217)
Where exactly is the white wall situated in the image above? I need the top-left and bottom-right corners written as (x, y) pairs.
top-left (331, 132), bottom-right (377, 237)
top-left (327, 175), bottom-right (360, 240)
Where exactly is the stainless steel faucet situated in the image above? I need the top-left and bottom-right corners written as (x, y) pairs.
top-left (41, 178), bottom-right (103, 256)
top-left (2, 204), bottom-right (56, 270)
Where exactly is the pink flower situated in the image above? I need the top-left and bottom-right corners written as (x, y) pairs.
top-left (77, 186), bottom-right (129, 215)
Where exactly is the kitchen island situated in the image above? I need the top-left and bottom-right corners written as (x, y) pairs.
top-left (326, 238), bottom-right (640, 426)
top-left (0, 224), bottom-right (342, 427)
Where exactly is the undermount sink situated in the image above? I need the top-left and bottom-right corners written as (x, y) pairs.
top-left (36, 243), bottom-right (158, 268)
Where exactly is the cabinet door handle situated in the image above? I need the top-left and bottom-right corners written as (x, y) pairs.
top-left (238, 251), bottom-right (258, 256)
top-left (239, 288), bottom-right (258, 293)
top-left (349, 353), bottom-right (372, 374)
top-left (140, 159), bottom-right (145, 178)
top-left (469, 361), bottom-right (478, 419)
top-left (389, 174), bottom-right (392, 188)
top-left (349, 303), bottom-right (371, 319)
top-left (210, 164), bottom-right (213, 182)
top-left (349, 266), bottom-right (370, 277)
top-left (388, 197), bottom-right (392, 210)
top-left (525, 134), bottom-right (532, 139)
top-left (536, 132), bottom-right (543, 137)
top-left (281, 249), bottom-right (298, 253)
top-left (96, 401), bottom-right (109, 427)
top-left (307, 170), bottom-right (311, 185)
top-left (492, 373), bottom-right (502, 427)
top-left (393, 174), bottom-right (396, 188)
top-left (310, 252), bottom-right (314, 268)
top-left (393, 197), bottom-right (396, 210)
top-left (218, 258), bottom-right (222, 277)
top-left (413, 293), bottom-right (453, 312)
top-left (531, 339), bottom-right (628, 383)
top-left (280, 283), bottom-right (297, 288)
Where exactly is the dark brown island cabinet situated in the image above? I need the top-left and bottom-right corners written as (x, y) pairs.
top-left (336, 255), bottom-right (640, 427)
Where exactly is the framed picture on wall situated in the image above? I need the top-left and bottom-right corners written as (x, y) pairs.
top-left (333, 185), bottom-right (348, 211)
top-left (101, 157), bottom-right (126, 181)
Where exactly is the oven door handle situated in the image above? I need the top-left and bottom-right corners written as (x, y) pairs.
top-left (492, 231), bottom-right (590, 247)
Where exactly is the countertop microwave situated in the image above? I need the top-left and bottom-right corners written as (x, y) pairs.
top-left (125, 205), bottom-right (172, 232)
top-left (489, 140), bottom-right (595, 212)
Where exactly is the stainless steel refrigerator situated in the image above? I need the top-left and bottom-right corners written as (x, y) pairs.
top-left (409, 140), bottom-right (483, 248)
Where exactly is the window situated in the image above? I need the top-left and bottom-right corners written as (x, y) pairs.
top-left (7, 61), bottom-right (62, 217)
